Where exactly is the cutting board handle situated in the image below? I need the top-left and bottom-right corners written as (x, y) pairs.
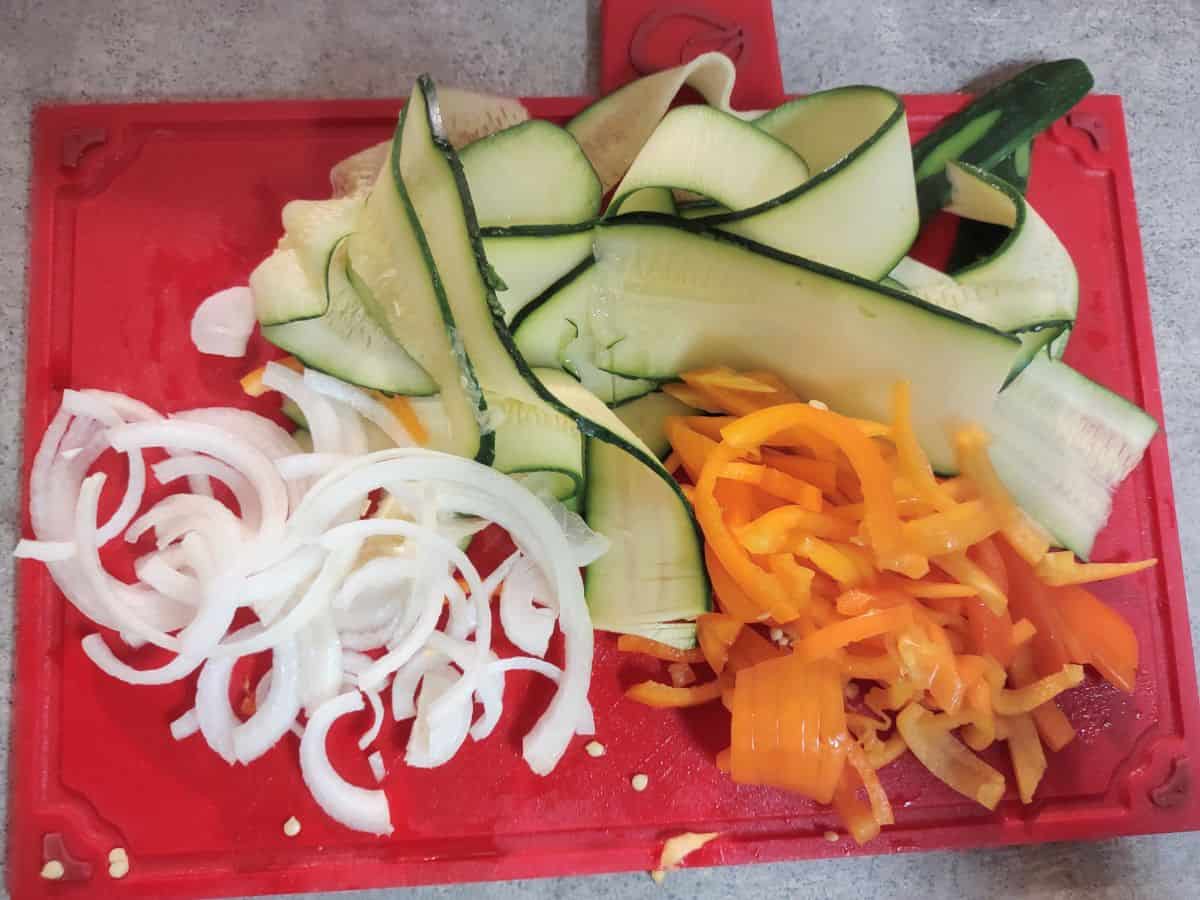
top-left (598, 0), bottom-right (784, 108)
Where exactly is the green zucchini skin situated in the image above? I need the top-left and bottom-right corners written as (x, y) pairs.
top-left (912, 59), bottom-right (1093, 222)
top-left (948, 139), bottom-right (1033, 272)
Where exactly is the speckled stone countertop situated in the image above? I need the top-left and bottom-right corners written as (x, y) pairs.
top-left (2, 3), bottom-right (1198, 898)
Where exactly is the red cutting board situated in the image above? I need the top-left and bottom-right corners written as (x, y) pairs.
top-left (11, 1), bottom-right (1200, 897)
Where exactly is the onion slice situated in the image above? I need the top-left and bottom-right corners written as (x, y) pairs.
top-left (300, 692), bottom-right (393, 835)
top-left (191, 286), bottom-right (256, 357)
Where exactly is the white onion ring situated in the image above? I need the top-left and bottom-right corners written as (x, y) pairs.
top-left (303, 369), bottom-right (415, 448)
top-left (300, 692), bottom-right (393, 835)
top-left (233, 638), bottom-right (301, 764)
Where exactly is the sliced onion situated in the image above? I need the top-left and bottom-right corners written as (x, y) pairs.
top-left (170, 708), bottom-right (200, 740)
top-left (297, 611), bottom-right (344, 713)
top-left (367, 751), bottom-right (386, 783)
top-left (299, 692), bottom-right (393, 835)
top-left (107, 419), bottom-right (289, 553)
top-left (443, 576), bottom-right (475, 640)
top-left (191, 286), bottom-right (256, 357)
top-left (14, 539), bottom-right (75, 562)
top-left (334, 556), bottom-right (418, 611)
top-left (303, 369), bottom-right (415, 448)
top-left (358, 688), bottom-right (384, 750)
top-left (134, 548), bottom-right (200, 606)
top-left (289, 449), bottom-right (591, 775)
top-left (75, 474), bottom-right (179, 650)
top-left (153, 454), bottom-right (262, 532)
top-left (212, 544), bottom-right (355, 658)
top-left (406, 665), bottom-right (473, 769)
top-left (233, 639), bottom-right (301, 764)
top-left (81, 633), bottom-right (202, 685)
top-left (499, 555), bottom-right (556, 658)
top-left (535, 492), bottom-right (611, 568)
top-left (390, 648), bottom-right (447, 721)
top-left (262, 363), bottom-right (346, 455)
top-left (196, 654), bottom-right (240, 764)
top-left (61, 390), bottom-right (149, 545)
top-left (277, 453), bottom-right (352, 481)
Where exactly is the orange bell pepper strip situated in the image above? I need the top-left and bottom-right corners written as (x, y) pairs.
top-left (766, 554), bottom-right (816, 609)
top-left (662, 381), bottom-right (724, 412)
top-left (1052, 585), bottom-right (1139, 694)
top-left (953, 425), bottom-right (1051, 565)
top-left (797, 536), bottom-right (868, 587)
top-left (1034, 551), bottom-right (1157, 587)
top-left (900, 500), bottom-right (1001, 558)
top-left (896, 614), bottom-right (965, 713)
top-left (240, 355), bottom-right (303, 397)
top-left (960, 679), bottom-right (997, 751)
top-left (760, 449), bottom-right (839, 497)
top-left (832, 766), bottom-right (881, 846)
top-left (374, 392), bottom-right (428, 445)
top-left (682, 366), bottom-right (778, 394)
top-left (991, 664), bottom-right (1085, 715)
top-left (725, 626), bottom-right (785, 675)
top-left (999, 541), bottom-right (1072, 678)
top-left (900, 581), bottom-right (979, 599)
top-left (933, 552), bottom-right (1007, 615)
top-left (663, 451), bottom-right (683, 475)
top-left (1003, 712), bottom-right (1047, 804)
top-left (736, 507), bottom-right (858, 553)
top-left (616, 633), bottom-right (707, 664)
top-left (1011, 618), bottom-right (1037, 647)
top-left (695, 443), bottom-right (797, 622)
top-left (678, 415), bottom-right (736, 442)
top-left (696, 612), bottom-right (743, 675)
top-left (847, 741), bottom-right (894, 827)
top-left (963, 595), bottom-right (1017, 668)
top-left (665, 417), bottom-right (719, 483)
top-left (720, 463), bottom-right (823, 510)
top-left (720, 403), bottom-right (927, 579)
top-left (895, 703), bottom-right (1006, 810)
top-left (705, 546), bottom-right (769, 623)
top-left (625, 678), bottom-right (724, 708)
top-left (891, 381), bottom-right (957, 514)
top-left (959, 543), bottom-right (1015, 665)
top-left (1009, 645), bottom-right (1076, 751)
top-left (842, 652), bottom-right (903, 682)
top-left (793, 606), bottom-right (914, 663)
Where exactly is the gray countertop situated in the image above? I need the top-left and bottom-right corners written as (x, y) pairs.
top-left (2, 2), bottom-right (1198, 898)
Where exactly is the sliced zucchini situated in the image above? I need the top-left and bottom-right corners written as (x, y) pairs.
top-left (251, 197), bottom-right (361, 326)
top-left (331, 143), bottom-right (388, 200)
top-left (535, 369), bottom-right (709, 645)
top-left (483, 230), bottom-right (595, 322)
top-left (609, 105), bottom-right (809, 215)
top-left (947, 140), bottom-right (1034, 271)
top-left (991, 354), bottom-right (1157, 559)
top-left (619, 187), bottom-right (677, 215)
top-left (513, 258), bottom-right (599, 366)
top-left (249, 247), bottom-right (326, 327)
top-left (577, 215), bottom-right (1021, 472)
top-left (348, 115), bottom-right (488, 461)
top-left (461, 120), bottom-right (601, 227)
top-left (566, 51), bottom-right (743, 193)
top-left (889, 255), bottom-right (957, 293)
top-left (396, 76), bottom-right (584, 499)
top-left (262, 238), bottom-right (437, 394)
top-left (946, 161), bottom-right (1078, 355)
top-left (612, 391), bottom-right (699, 459)
top-left (709, 87), bottom-right (918, 279)
top-left (911, 59), bottom-right (1093, 221)
top-left (330, 89), bottom-right (528, 199)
